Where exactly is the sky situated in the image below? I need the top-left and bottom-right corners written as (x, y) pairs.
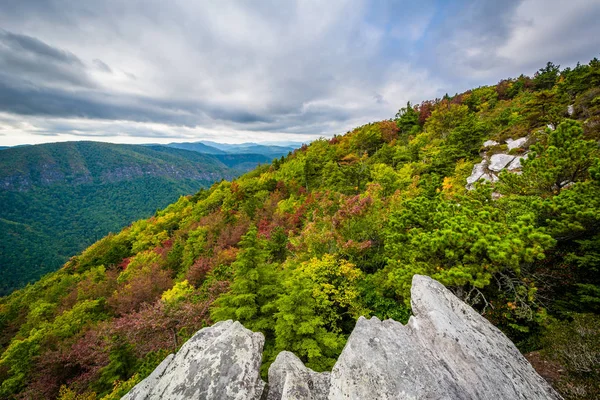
top-left (0, 0), bottom-right (599, 146)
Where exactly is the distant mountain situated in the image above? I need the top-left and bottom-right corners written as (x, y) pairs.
top-left (164, 142), bottom-right (227, 154)
top-left (213, 153), bottom-right (273, 171)
top-left (199, 141), bottom-right (296, 157)
top-left (0, 141), bottom-right (236, 295)
top-left (162, 141), bottom-right (298, 172)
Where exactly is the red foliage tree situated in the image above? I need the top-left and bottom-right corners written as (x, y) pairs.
top-left (378, 120), bottom-right (400, 143)
top-left (107, 263), bottom-right (173, 316)
top-left (417, 100), bottom-right (435, 125)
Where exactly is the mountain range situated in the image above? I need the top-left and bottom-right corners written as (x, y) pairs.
top-left (1, 58), bottom-right (599, 399)
top-left (0, 141), bottom-right (300, 295)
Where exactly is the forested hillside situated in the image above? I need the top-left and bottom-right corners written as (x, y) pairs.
top-left (164, 142), bottom-right (295, 172)
top-left (1, 59), bottom-right (599, 400)
top-left (0, 142), bottom-right (237, 295)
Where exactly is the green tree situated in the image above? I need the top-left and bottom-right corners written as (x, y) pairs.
top-left (533, 61), bottom-right (560, 90)
top-left (384, 190), bottom-right (555, 311)
top-left (500, 120), bottom-right (599, 195)
top-left (210, 226), bottom-right (279, 333)
top-left (395, 101), bottom-right (420, 141)
top-left (274, 255), bottom-right (365, 371)
top-left (538, 161), bottom-right (600, 313)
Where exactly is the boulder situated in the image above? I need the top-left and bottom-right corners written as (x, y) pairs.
top-left (488, 153), bottom-right (515, 172)
top-left (123, 277), bottom-right (562, 400)
top-left (506, 137), bottom-right (528, 150)
top-left (267, 351), bottom-right (330, 400)
top-left (327, 275), bottom-right (561, 399)
top-left (122, 354), bottom-right (174, 400)
top-left (507, 155), bottom-right (526, 171)
top-left (122, 320), bottom-right (265, 400)
top-left (466, 161), bottom-right (488, 186)
top-left (482, 140), bottom-right (499, 148)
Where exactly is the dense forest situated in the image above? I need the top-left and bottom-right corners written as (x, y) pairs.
top-left (0, 142), bottom-right (236, 295)
top-left (163, 142), bottom-right (296, 172)
top-left (1, 58), bottom-right (599, 400)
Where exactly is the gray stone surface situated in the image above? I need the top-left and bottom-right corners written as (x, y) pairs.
top-left (506, 137), bottom-right (528, 150)
top-left (467, 137), bottom-right (533, 188)
top-left (267, 351), bottom-right (330, 400)
top-left (122, 320), bottom-right (265, 400)
top-left (328, 275), bottom-right (561, 400)
top-left (123, 277), bottom-right (561, 400)
top-left (482, 140), bottom-right (499, 147)
top-left (507, 155), bottom-right (526, 171)
top-left (466, 161), bottom-right (487, 186)
top-left (488, 153), bottom-right (516, 172)
top-left (122, 354), bottom-right (174, 400)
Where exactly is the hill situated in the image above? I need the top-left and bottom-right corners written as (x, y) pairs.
top-left (0, 142), bottom-right (236, 295)
top-left (164, 141), bottom-right (296, 172)
top-left (199, 141), bottom-right (296, 157)
top-left (163, 142), bottom-right (227, 155)
top-left (1, 58), bottom-right (600, 400)
top-left (212, 153), bottom-right (274, 171)
top-left (167, 141), bottom-right (294, 173)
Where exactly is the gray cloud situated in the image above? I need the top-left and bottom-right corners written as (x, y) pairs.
top-left (0, 29), bottom-right (82, 65)
top-left (0, 0), bottom-right (599, 145)
top-left (421, 0), bottom-right (600, 87)
top-left (93, 59), bottom-right (112, 73)
top-left (0, 29), bottom-right (92, 87)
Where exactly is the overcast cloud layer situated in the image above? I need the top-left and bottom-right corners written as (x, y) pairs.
top-left (0, 0), bottom-right (599, 145)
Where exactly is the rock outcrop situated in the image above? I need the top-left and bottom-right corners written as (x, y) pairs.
top-left (122, 275), bottom-right (561, 400)
top-left (267, 352), bottom-right (330, 400)
top-left (122, 320), bottom-right (265, 400)
top-left (466, 136), bottom-right (530, 189)
top-left (328, 275), bottom-right (561, 399)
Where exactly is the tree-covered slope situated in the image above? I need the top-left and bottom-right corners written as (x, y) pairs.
top-left (0, 142), bottom-right (237, 295)
top-left (212, 153), bottom-right (274, 172)
top-left (164, 141), bottom-right (294, 172)
top-left (1, 59), bottom-right (600, 400)
top-left (199, 141), bottom-right (296, 157)
top-left (163, 142), bottom-right (227, 155)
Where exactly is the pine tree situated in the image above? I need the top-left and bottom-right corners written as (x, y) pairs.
top-left (274, 255), bottom-right (364, 371)
top-left (500, 120), bottom-right (599, 195)
top-left (210, 226), bottom-right (279, 331)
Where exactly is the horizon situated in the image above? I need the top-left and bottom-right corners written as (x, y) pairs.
top-left (0, 138), bottom-right (307, 148)
top-left (1, 0), bottom-right (599, 146)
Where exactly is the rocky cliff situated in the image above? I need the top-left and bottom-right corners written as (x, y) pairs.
top-left (122, 275), bottom-right (562, 400)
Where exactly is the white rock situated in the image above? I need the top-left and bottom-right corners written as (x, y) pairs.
top-left (482, 140), bottom-right (499, 148)
top-left (506, 137), bottom-right (528, 150)
top-left (507, 156), bottom-right (525, 171)
top-left (125, 277), bottom-right (562, 400)
top-left (122, 320), bottom-right (265, 400)
top-left (480, 173), bottom-right (498, 182)
top-left (466, 161), bottom-right (487, 185)
top-left (568, 104), bottom-right (574, 116)
top-left (327, 275), bottom-right (562, 400)
top-left (488, 153), bottom-right (515, 172)
top-left (267, 351), bottom-right (330, 400)
top-left (122, 354), bottom-right (174, 400)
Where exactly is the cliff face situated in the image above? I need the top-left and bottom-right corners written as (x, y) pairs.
top-left (122, 275), bottom-right (562, 400)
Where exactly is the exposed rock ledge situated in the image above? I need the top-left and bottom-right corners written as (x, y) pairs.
top-left (122, 275), bottom-right (561, 399)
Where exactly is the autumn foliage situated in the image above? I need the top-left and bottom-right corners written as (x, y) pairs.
top-left (1, 57), bottom-right (600, 400)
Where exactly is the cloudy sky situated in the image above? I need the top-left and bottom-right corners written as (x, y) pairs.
top-left (0, 0), bottom-right (599, 146)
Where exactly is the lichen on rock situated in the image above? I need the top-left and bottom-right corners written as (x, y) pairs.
top-left (122, 276), bottom-right (562, 400)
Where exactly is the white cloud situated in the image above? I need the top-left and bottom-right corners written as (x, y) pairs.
top-left (0, 0), bottom-right (598, 145)
top-left (497, 0), bottom-right (600, 72)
